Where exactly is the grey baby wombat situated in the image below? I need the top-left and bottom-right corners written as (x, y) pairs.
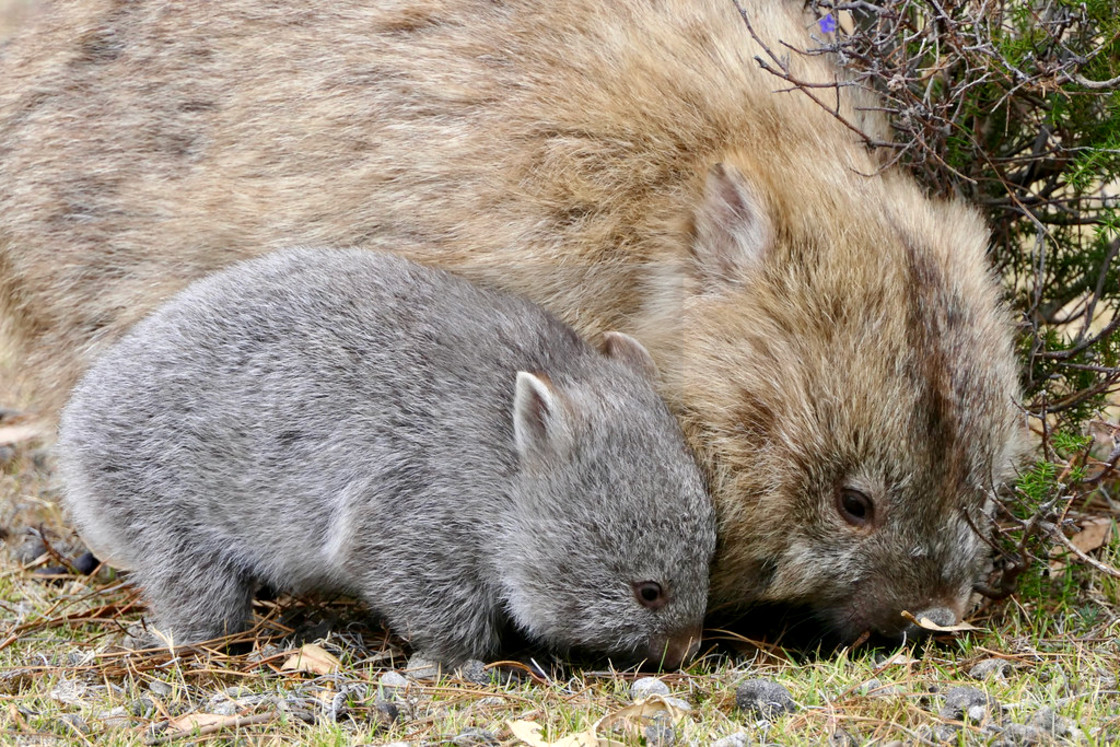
top-left (57, 247), bottom-right (716, 668)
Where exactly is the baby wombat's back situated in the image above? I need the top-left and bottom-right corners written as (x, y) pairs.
top-left (58, 247), bottom-right (715, 665)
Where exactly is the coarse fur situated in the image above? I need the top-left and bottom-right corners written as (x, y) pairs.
top-left (3, 0), bottom-right (1024, 640)
top-left (57, 247), bottom-right (715, 667)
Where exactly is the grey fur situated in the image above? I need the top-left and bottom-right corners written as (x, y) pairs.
top-left (57, 247), bottom-right (715, 667)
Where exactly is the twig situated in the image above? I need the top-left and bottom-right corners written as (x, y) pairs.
top-left (1046, 521), bottom-right (1120, 579)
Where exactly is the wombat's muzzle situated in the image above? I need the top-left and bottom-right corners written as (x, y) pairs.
top-left (647, 626), bottom-right (703, 670)
top-left (894, 606), bottom-right (958, 641)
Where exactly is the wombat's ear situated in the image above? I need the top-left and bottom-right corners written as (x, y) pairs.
top-left (601, 331), bottom-right (658, 380)
top-left (513, 371), bottom-right (572, 462)
top-left (691, 162), bottom-right (773, 286)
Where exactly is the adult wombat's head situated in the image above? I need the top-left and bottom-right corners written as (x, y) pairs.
top-left (657, 163), bottom-right (1026, 643)
top-left (499, 333), bottom-right (716, 669)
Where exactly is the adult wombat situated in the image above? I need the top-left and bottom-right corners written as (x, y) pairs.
top-left (3, 0), bottom-right (1023, 641)
top-left (56, 247), bottom-right (716, 667)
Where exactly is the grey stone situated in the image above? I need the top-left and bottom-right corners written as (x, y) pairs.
top-left (859, 678), bottom-right (903, 698)
top-left (735, 678), bottom-right (796, 718)
top-left (374, 698), bottom-right (400, 725)
top-left (101, 705), bottom-right (133, 729)
top-left (661, 696), bottom-right (692, 712)
top-left (14, 535), bottom-right (46, 565)
top-left (0, 444), bottom-right (15, 469)
top-left (1030, 707), bottom-right (1074, 738)
top-left (644, 715), bottom-right (675, 746)
top-left (29, 448), bottom-right (51, 472)
top-left (991, 723), bottom-right (1044, 746)
top-left (379, 670), bottom-right (411, 698)
top-left (933, 723), bottom-right (960, 742)
top-left (130, 697), bottom-right (156, 718)
top-left (967, 704), bottom-right (988, 722)
top-left (968, 658), bottom-right (1012, 681)
top-left (0, 669), bottom-right (34, 695)
top-left (147, 680), bottom-right (173, 698)
top-left (59, 713), bottom-right (89, 735)
top-left (711, 732), bottom-right (750, 747)
top-left (405, 654), bottom-right (441, 681)
top-left (457, 658), bottom-right (491, 686)
top-left (939, 685), bottom-right (995, 721)
top-left (451, 727), bottom-right (500, 745)
top-left (631, 676), bottom-right (671, 700)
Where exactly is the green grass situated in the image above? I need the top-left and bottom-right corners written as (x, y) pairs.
top-left (2, 437), bottom-right (1118, 746)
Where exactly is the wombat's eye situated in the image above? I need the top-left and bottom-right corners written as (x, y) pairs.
top-left (633, 581), bottom-right (666, 610)
top-left (837, 488), bottom-right (873, 528)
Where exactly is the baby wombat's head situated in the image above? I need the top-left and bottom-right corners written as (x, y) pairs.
top-left (499, 333), bottom-right (716, 669)
top-left (662, 163), bottom-right (1026, 643)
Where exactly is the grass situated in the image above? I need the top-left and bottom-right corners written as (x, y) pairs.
top-left (1, 340), bottom-right (1119, 745)
top-left (1, 423), bottom-right (1118, 746)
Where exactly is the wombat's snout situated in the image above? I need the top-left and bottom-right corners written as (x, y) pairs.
top-left (646, 626), bottom-right (703, 670)
top-left (895, 606), bottom-right (958, 640)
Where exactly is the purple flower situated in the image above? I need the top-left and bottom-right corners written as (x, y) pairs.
top-left (819, 13), bottom-right (837, 34)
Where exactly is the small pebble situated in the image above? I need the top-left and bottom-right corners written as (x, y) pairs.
top-left (379, 670), bottom-right (410, 698)
top-left (29, 448), bottom-right (51, 472)
top-left (101, 705), bottom-right (133, 728)
top-left (660, 696), bottom-right (691, 712)
top-left (0, 444), bottom-right (15, 468)
top-left (476, 696), bottom-right (505, 707)
top-left (644, 715), bottom-right (675, 746)
top-left (711, 732), bottom-right (750, 747)
top-left (59, 713), bottom-right (89, 734)
top-left (828, 727), bottom-right (858, 746)
top-left (14, 534), bottom-right (46, 565)
top-left (968, 658), bottom-right (1011, 681)
top-left (735, 678), bottom-right (797, 718)
top-left (405, 654), bottom-right (441, 681)
top-left (451, 727), bottom-right (500, 745)
top-left (933, 723), bottom-right (960, 743)
top-left (374, 698), bottom-right (400, 725)
top-left (966, 704), bottom-right (988, 722)
top-left (72, 551), bottom-right (100, 575)
top-left (457, 658), bottom-right (491, 686)
top-left (938, 685), bottom-right (994, 721)
top-left (1030, 706), bottom-right (1074, 737)
top-left (67, 651), bottom-right (94, 667)
top-left (49, 678), bottom-right (87, 706)
top-left (130, 697), bottom-right (156, 718)
top-left (991, 723), bottom-right (1042, 746)
top-left (631, 676), bottom-right (671, 700)
top-left (859, 678), bottom-right (902, 698)
top-left (148, 680), bottom-right (173, 698)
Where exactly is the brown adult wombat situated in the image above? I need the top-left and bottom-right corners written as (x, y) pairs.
top-left (0, 0), bottom-right (1023, 641)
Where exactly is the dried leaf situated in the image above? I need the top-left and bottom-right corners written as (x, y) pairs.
top-left (600, 695), bottom-right (689, 729)
top-left (507, 720), bottom-right (602, 747)
top-left (167, 712), bottom-right (239, 734)
top-left (279, 643), bottom-right (340, 675)
top-left (1069, 517), bottom-right (1114, 554)
top-left (900, 610), bottom-right (982, 633)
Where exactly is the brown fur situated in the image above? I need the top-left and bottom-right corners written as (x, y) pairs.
top-left (0, 0), bottom-right (1024, 638)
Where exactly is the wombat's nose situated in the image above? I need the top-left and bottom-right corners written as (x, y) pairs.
top-left (899, 606), bottom-right (958, 639)
top-left (648, 627), bottom-right (702, 670)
